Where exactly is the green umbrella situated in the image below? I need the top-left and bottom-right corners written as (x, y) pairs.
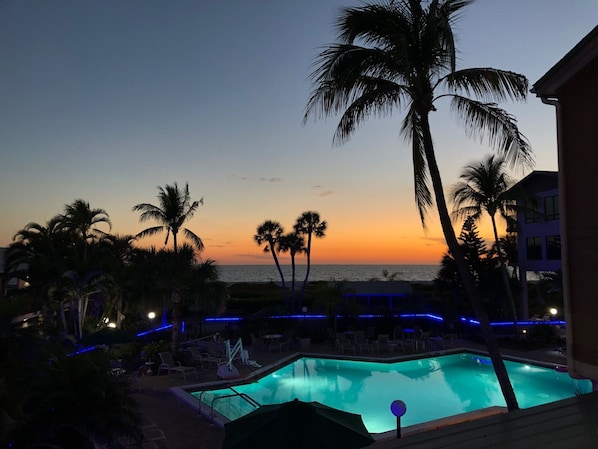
top-left (222, 398), bottom-right (375, 449)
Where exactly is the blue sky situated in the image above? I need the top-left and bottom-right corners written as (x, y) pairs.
top-left (1, 0), bottom-right (597, 264)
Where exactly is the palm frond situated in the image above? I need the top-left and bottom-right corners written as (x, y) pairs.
top-left (333, 78), bottom-right (406, 145)
top-left (402, 107), bottom-right (433, 226)
top-left (450, 96), bottom-right (534, 169)
top-left (182, 228), bottom-right (204, 252)
top-left (304, 44), bottom-right (408, 127)
top-left (135, 226), bottom-right (164, 239)
top-left (442, 68), bottom-right (528, 103)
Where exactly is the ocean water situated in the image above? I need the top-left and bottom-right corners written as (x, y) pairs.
top-left (216, 264), bottom-right (440, 283)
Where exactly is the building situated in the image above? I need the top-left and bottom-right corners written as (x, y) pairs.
top-left (532, 25), bottom-right (598, 380)
top-left (509, 171), bottom-right (560, 319)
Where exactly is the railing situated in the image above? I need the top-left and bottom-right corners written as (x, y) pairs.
top-left (198, 387), bottom-right (260, 423)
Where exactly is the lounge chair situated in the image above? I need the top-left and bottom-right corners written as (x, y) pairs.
top-left (187, 346), bottom-right (225, 371)
top-left (157, 352), bottom-right (198, 380)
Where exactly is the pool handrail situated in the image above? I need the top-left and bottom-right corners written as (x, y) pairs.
top-left (200, 386), bottom-right (261, 423)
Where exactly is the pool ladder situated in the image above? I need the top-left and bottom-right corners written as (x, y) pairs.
top-left (198, 387), bottom-right (261, 423)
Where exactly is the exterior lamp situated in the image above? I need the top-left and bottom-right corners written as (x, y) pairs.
top-left (148, 311), bottom-right (156, 320)
top-left (390, 399), bottom-right (407, 439)
top-left (549, 307), bottom-right (558, 317)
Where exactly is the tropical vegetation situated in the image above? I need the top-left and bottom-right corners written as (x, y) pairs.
top-left (303, 0), bottom-right (533, 411)
top-left (254, 211), bottom-right (327, 313)
top-left (450, 154), bottom-right (521, 332)
top-left (1, 320), bottom-right (141, 448)
top-left (1, 183), bottom-right (227, 446)
top-left (132, 182), bottom-right (211, 351)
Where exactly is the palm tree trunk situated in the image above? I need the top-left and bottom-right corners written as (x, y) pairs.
top-left (300, 234), bottom-right (313, 309)
top-left (290, 253), bottom-right (297, 313)
top-left (421, 115), bottom-right (519, 411)
top-left (491, 215), bottom-right (519, 338)
top-left (270, 242), bottom-right (289, 309)
top-left (77, 296), bottom-right (84, 342)
top-left (171, 291), bottom-right (182, 353)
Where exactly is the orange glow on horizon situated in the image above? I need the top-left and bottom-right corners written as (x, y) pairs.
top-left (0, 210), bottom-right (501, 266)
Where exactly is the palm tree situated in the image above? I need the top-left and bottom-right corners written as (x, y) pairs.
top-left (7, 216), bottom-right (67, 298)
top-left (132, 182), bottom-right (204, 254)
top-left (98, 233), bottom-right (137, 328)
top-left (188, 259), bottom-right (228, 337)
top-left (133, 182), bottom-right (204, 350)
top-left (451, 154), bottom-right (519, 333)
top-left (294, 211), bottom-right (327, 309)
top-left (57, 269), bottom-right (107, 342)
top-left (303, 0), bottom-right (533, 411)
top-left (60, 199), bottom-right (112, 265)
top-left (254, 220), bottom-right (289, 309)
top-left (278, 232), bottom-right (305, 312)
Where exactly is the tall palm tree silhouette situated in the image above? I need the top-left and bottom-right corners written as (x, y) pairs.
top-left (254, 220), bottom-right (289, 309)
top-left (133, 182), bottom-right (204, 347)
top-left (304, 0), bottom-right (532, 411)
top-left (451, 154), bottom-right (520, 333)
top-left (132, 182), bottom-right (204, 254)
top-left (294, 211), bottom-right (327, 309)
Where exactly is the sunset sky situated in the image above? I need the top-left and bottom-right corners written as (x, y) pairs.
top-left (1, 1), bottom-right (597, 265)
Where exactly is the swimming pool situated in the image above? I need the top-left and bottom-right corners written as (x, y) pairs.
top-left (192, 352), bottom-right (591, 434)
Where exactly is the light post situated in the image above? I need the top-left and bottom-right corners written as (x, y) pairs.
top-left (148, 311), bottom-right (156, 330)
top-left (390, 400), bottom-right (407, 439)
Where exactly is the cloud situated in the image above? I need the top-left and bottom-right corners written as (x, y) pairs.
top-left (319, 190), bottom-right (334, 197)
top-left (259, 177), bottom-right (282, 183)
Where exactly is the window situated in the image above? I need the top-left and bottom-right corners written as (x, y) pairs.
top-left (526, 237), bottom-right (542, 260)
top-left (544, 195), bottom-right (559, 220)
top-left (524, 201), bottom-right (542, 223)
top-left (546, 235), bottom-right (561, 260)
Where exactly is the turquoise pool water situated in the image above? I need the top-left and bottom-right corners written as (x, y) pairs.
top-left (193, 353), bottom-right (591, 434)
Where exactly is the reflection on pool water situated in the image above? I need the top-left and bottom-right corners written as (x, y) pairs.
top-left (192, 353), bottom-right (591, 434)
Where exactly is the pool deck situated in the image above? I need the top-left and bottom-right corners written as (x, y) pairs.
top-left (132, 339), bottom-right (598, 449)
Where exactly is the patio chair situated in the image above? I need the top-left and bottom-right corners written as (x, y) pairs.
top-left (250, 333), bottom-right (266, 351)
top-left (109, 359), bottom-right (127, 376)
top-left (392, 325), bottom-right (413, 352)
top-left (353, 330), bottom-right (375, 354)
top-left (157, 352), bottom-right (198, 380)
top-left (415, 331), bottom-right (431, 351)
top-left (335, 333), bottom-right (356, 354)
top-left (375, 334), bottom-right (392, 353)
top-left (207, 341), bottom-right (227, 358)
top-left (269, 330), bottom-right (293, 352)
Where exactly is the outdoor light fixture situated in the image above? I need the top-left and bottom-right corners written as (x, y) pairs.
top-left (550, 307), bottom-right (558, 316)
top-left (390, 399), bottom-right (407, 439)
top-left (148, 311), bottom-right (156, 320)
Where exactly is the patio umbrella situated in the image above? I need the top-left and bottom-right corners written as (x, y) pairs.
top-left (222, 398), bottom-right (375, 449)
